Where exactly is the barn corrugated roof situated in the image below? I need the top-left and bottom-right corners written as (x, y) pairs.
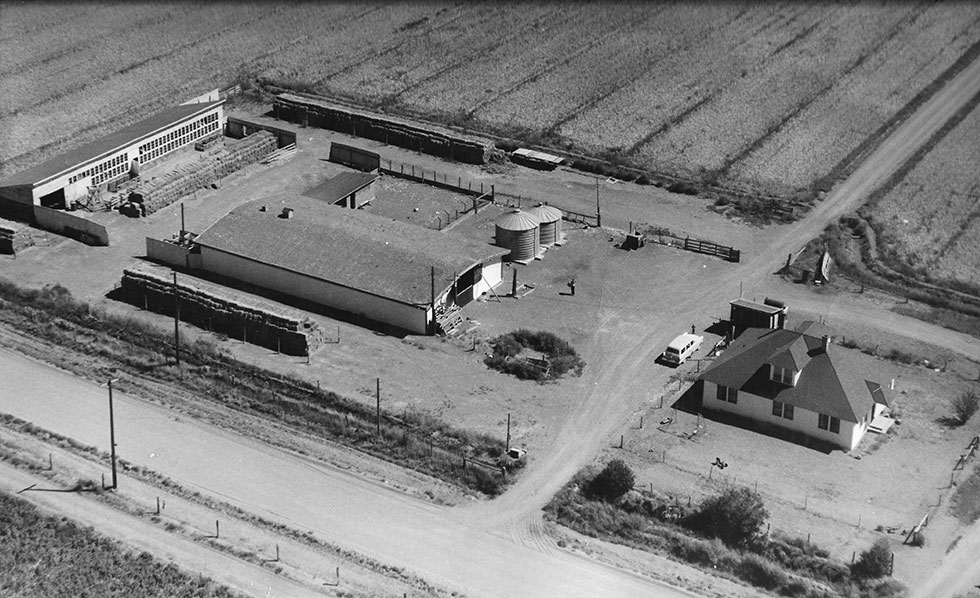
top-left (700, 326), bottom-right (887, 422)
top-left (194, 195), bottom-right (508, 306)
top-left (0, 101), bottom-right (223, 188)
top-left (495, 210), bottom-right (540, 231)
top-left (302, 172), bottom-right (377, 203)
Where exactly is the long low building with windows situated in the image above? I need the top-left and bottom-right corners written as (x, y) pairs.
top-left (186, 195), bottom-right (508, 335)
top-left (0, 98), bottom-right (224, 217)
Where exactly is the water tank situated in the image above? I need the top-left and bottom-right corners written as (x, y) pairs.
top-left (495, 210), bottom-right (540, 262)
top-left (527, 204), bottom-right (563, 246)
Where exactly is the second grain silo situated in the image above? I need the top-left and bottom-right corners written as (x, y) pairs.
top-left (527, 203), bottom-right (563, 246)
top-left (494, 209), bottom-right (540, 262)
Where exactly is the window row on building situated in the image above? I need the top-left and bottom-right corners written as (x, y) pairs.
top-left (714, 385), bottom-right (840, 433)
top-left (69, 153), bottom-right (128, 186)
top-left (138, 112), bottom-right (220, 165)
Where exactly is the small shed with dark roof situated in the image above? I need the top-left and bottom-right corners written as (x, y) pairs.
top-left (193, 195), bottom-right (508, 334)
top-left (302, 172), bottom-right (377, 209)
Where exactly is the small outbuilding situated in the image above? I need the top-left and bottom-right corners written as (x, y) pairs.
top-left (526, 204), bottom-right (563, 246)
top-left (303, 172), bottom-right (377, 209)
top-left (494, 209), bottom-right (540, 262)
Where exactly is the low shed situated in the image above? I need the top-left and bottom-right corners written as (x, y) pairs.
top-left (303, 172), bottom-right (377, 209)
top-left (193, 195), bottom-right (508, 334)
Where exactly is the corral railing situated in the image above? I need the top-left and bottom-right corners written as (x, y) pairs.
top-left (643, 226), bottom-right (741, 263)
top-left (381, 159), bottom-right (494, 199)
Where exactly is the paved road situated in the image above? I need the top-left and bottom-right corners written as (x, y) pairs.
top-left (2, 41), bottom-right (980, 598)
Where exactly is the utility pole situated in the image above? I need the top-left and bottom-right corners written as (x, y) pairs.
top-left (376, 377), bottom-right (381, 437)
top-left (173, 272), bottom-right (180, 367)
top-left (506, 413), bottom-right (511, 452)
top-left (106, 378), bottom-right (120, 489)
top-left (180, 202), bottom-right (186, 240)
top-left (595, 177), bottom-right (601, 227)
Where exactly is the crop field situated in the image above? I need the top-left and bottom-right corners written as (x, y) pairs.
top-left (0, 491), bottom-right (239, 598)
top-left (864, 91), bottom-right (980, 294)
top-left (3, 2), bottom-right (980, 202)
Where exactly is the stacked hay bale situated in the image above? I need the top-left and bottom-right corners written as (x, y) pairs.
top-left (120, 265), bottom-right (323, 356)
top-left (124, 131), bottom-right (277, 217)
top-left (0, 218), bottom-right (35, 254)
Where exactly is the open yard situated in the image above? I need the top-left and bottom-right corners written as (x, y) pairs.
top-left (3, 2), bottom-right (980, 203)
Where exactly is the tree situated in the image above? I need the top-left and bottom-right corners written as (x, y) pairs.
top-left (852, 538), bottom-right (892, 579)
top-left (951, 390), bottom-right (979, 426)
top-left (693, 487), bottom-right (768, 547)
top-left (585, 460), bottom-right (635, 502)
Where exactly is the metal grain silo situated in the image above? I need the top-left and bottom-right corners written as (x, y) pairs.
top-left (527, 204), bottom-right (563, 246)
top-left (495, 210), bottom-right (540, 262)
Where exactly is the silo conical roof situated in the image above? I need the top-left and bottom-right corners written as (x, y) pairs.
top-left (495, 209), bottom-right (540, 231)
top-left (526, 204), bottom-right (562, 223)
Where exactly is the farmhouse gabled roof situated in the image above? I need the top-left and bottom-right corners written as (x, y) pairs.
top-left (699, 325), bottom-right (887, 422)
top-left (0, 101), bottom-right (223, 189)
top-left (194, 195), bottom-right (508, 306)
top-left (302, 172), bottom-right (377, 203)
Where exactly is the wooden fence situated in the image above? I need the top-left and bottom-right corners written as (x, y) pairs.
top-left (381, 159), bottom-right (493, 199)
top-left (644, 227), bottom-right (741, 263)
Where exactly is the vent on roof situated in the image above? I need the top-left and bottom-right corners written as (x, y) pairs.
top-left (279, 207), bottom-right (294, 219)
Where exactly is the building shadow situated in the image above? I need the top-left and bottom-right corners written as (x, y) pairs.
top-left (670, 380), bottom-right (836, 455)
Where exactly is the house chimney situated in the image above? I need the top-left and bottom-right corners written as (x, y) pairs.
top-left (821, 335), bottom-right (831, 352)
top-left (259, 205), bottom-right (266, 212)
top-left (279, 207), bottom-right (294, 219)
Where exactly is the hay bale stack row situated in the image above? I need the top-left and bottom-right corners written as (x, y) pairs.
top-left (125, 132), bottom-right (277, 216)
top-left (120, 266), bottom-right (323, 356)
top-left (0, 218), bottom-right (35, 254)
top-left (274, 93), bottom-right (491, 164)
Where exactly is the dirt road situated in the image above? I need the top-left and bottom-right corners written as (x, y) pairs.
top-left (0, 346), bottom-right (698, 598)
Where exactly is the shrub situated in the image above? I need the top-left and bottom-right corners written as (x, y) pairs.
top-left (737, 553), bottom-right (789, 589)
top-left (585, 460), bottom-right (635, 502)
top-left (689, 487), bottom-right (769, 547)
top-left (950, 391), bottom-right (979, 426)
top-left (852, 538), bottom-right (892, 579)
top-left (484, 329), bottom-right (584, 381)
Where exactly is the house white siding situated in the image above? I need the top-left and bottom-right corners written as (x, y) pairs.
top-left (702, 380), bottom-right (863, 450)
top-left (200, 246), bottom-right (430, 334)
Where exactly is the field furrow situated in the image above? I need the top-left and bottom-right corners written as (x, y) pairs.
top-left (0, 3), bottom-right (94, 44)
top-left (554, 3), bottom-right (817, 153)
top-left (395, 3), bottom-right (652, 119)
top-left (324, 5), bottom-right (565, 106)
top-left (0, 4), bottom-right (276, 118)
top-left (725, 5), bottom-right (980, 196)
top-left (871, 89), bottom-right (980, 289)
top-left (0, 5), bottom-right (179, 78)
top-left (242, 3), bottom-right (470, 96)
top-left (629, 3), bottom-right (919, 180)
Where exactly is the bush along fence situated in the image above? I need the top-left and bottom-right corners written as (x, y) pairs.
top-left (641, 225), bottom-right (741, 262)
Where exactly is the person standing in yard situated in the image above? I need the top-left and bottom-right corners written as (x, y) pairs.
top-left (568, 278), bottom-right (576, 296)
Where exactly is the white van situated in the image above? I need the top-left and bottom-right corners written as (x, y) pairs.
top-left (661, 333), bottom-right (703, 366)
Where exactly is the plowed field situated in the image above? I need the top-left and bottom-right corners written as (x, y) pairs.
top-left (2, 2), bottom-right (980, 201)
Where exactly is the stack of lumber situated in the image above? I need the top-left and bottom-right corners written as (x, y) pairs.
top-left (120, 265), bottom-right (323, 356)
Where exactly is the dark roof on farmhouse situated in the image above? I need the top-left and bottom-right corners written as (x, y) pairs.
top-left (0, 101), bottom-right (223, 188)
top-left (194, 195), bottom-right (508, 306)
top-left (699, 325), bottom-right (888, 422)
top-left (303, 172), bottom-right (377, 203)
